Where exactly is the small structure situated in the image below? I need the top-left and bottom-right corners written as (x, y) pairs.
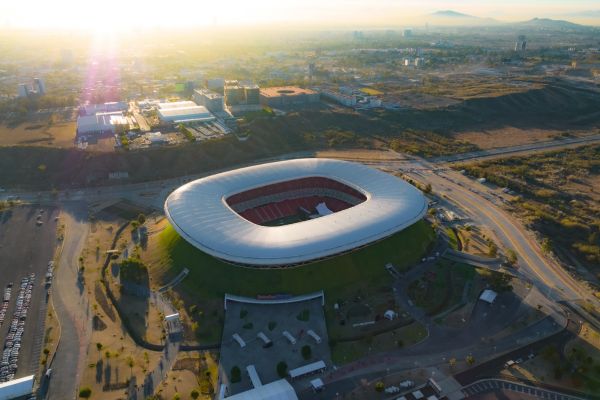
top-left (0, 375), bottom-right (35, 400)
top-left (307, 329), bottom-right (322, 344)
top-left (257, 332), bottom-right (273, 347)
top-left (165, 313), bottom-right (182, 336)
top-left (225, 379), bottom-right (298, 400)
top-left (232, 333), bottom-right (246, 348)
top-left (282, 330), bottom-right (297, 345)
top-left (246, 365), bottom-right (262, 388)
top-left (479, 289), bottom-right (498, 304)
top-left (310, 378), bottom-right (324, 392)
top-left (412, 389), bottom-right (424, 399)
top-left (288, 360), bottom-right (326, 380)
top-left (384, 310), bottom-right (397, 321)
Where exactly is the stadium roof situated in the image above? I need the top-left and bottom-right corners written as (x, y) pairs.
top-left (225, 379), bottom-right (297, 400)
top-left (165, 158), bottom-right (427, 266)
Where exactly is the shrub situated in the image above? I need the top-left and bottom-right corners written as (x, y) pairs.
top-left (276, 361), bottom-right (288, 378)
top-left (296, 309), bottom-right (310, 321)
top-left (78, 387), bottom-right (92, 398)
top-left (191, 388), bottom-right (200, 399)
top-left (375, 381), bottom-right (385, 392)
top-left (230, 366), bottom-right (241, 383)
top-left (301, 345), bottom-right (312, 360)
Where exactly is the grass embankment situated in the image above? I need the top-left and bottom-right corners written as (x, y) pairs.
top-left (155, 219), bottom-right (435, 302)
top-left (408, 261), bottom-right (476, 317)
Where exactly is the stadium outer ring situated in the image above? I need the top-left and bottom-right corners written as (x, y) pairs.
top-left (164, 158), bottom-right (428, 267)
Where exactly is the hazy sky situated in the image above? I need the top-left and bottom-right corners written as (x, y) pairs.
top-left (1, 0), bottom-right (599, 29)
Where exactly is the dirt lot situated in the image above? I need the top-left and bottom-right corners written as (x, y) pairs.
top-left (0, 205), bottom-right (59, 378)
top-left (453, 128), bottom-right (569, 150)
top-left (0, 121), bottom-right (75, 147)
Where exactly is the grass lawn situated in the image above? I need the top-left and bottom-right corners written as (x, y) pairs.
top-left (152, 219), bottom-right (435, 303)
top-left (331, 321), bottom-right (427, 364)
top-left (446, 227), bottom-right (459, 250)
top-left (360, 87), bottom-right (384, 96)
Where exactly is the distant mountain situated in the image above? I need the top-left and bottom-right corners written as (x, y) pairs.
top-left (430, 10), bottom-right (475, 18)
top-left (512, 17), bottom-right (588, 30)
top-left (427, 10), bottom-right (500, 26)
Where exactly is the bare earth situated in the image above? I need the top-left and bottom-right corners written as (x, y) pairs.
top-left (0, 122), bottom-right (75, 147)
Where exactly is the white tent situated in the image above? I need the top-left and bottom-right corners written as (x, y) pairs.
top-left (310, 378), bottom-right (324, 391)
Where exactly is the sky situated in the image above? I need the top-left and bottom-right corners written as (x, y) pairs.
top-left (1, 0), bottom-right (599, 30)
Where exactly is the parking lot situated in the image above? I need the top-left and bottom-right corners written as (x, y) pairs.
top-left (220, 296), bottom-right (331, 396)
top-left (0, 206), bottom-right (59, 380)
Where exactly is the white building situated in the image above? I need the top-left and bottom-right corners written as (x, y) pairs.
top-left (0, 375), bottom-right (34, 400)
top-left (157, 101), bottom-right (215, 123)
top-left (77, 112), bottom-right (127, 135)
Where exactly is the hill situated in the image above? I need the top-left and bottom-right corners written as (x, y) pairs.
top-left (511, 17), bottom-right (591, 31)
top-left (427, 10), bottom-right (499, 26)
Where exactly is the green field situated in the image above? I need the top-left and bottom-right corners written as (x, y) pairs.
top-left (154, 219), bottom-right (435, 302)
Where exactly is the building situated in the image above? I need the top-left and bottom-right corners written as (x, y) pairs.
top-left (82, 102), bottom-right (128, 116)
top-left (224, 83), bottom-right (246, 106)
top-left (17, 84), bottom-right (29, 98)
top-left (0, 375), bottom-right (35, 400)
top-left (403, 28), bottom-right (413, 37)
top-left (223, 379), bottom-right (297, 400)
top-left (244, 84), bottom-right (260, 105)
top-left (515, 35), bottom-right (527, 53)
top-left (76, 112), bottom-right (127, 136)
top-left (321, 90), bottom-right (357, 107)
top-left (206, 78), bottom-right (225, 94)
top-left (193, 89), bottom-right (225, 113)
top-left (34, 78), bottom-right (45, 95)
top-left (260, 86), bottom-right (320, 108)
top-left (165, 158), bottom-right (427, 267)
top-left (157, 101), bottom-right (215, 123)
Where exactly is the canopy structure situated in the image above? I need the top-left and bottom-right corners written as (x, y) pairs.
top-left (225, 379), bottom-right (298, 400)
top-left (480, 289), bottom-right (498, 304)
top-left (165, 158), bottom-right (427, 266)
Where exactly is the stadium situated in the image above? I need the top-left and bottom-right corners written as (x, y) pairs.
top-left (164, 158), bottom-right (428, 267)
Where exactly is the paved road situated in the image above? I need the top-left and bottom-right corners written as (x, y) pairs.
top-left (45, 202), bottom-right (92, 400)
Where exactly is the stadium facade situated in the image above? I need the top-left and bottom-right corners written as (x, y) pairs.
top-left (164, 158), bottom-right (427, 267)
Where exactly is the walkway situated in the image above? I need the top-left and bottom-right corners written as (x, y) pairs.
top-left (462, 379), bottom-right (588, 400)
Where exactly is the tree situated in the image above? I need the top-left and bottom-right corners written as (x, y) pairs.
top-left (78, 387), bottom-right (92, 398)
top-left (230, 366), bottom-right (241, 383)
top-left (374, 381), bottom-right (385, 392)
top-left (506, 249), bottom-right (518, 266)
top-left (276, 361), bottom-right (288, 378)
top-left (191, 389), bottom-right (200, 399)
top-left (423, 183), bottom-right (432, 194)
top-left (96, 342), bottom-right (103, 351)
top-left (126, 356), bottom-right (135, 375)
top-left (466, 355), bottom-right (475, 366)
top-left (301, 345), bottom-right (312, 360)
top-left (449, 357), bottom-right (457, 368)
top-left (137, 213), bottom-right (146, 224)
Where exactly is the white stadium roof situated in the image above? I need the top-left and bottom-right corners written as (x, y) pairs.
top-left (165, 158), bottom-right (427, 266)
